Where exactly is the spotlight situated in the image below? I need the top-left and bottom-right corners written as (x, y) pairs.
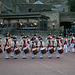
top-left (20, 22), bottom-right (23, 26)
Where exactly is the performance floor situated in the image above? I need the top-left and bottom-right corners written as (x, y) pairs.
top-left (0, 52), bottom-right (75, 75)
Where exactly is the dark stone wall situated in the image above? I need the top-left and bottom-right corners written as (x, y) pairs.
top-left (17, 4), bottom-right (52, 13)
top-left (60, 12), bottom-right (75, 22)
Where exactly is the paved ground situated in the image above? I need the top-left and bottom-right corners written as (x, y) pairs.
top-left (0, 52), bottom-right (75, 75)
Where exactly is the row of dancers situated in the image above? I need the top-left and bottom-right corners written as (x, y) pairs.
top-left (0, 33), bottom-right (75, 59)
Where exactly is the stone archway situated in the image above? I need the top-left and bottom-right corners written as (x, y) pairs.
top-left (60, 21), bottom-right (71, 29)
top-left (60, 21), bottom-right (72, 37)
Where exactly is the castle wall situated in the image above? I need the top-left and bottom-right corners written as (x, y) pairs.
top-left (60, 12), bottom-right (75, 22)
top-left (0, 0), bottom-right (74, 32)
top-left (17, 4), bottom-right (52, 13)
top-left (41, 12), bottom-right (60, 29)
top-left (0, 1), bottom-right (2, 14)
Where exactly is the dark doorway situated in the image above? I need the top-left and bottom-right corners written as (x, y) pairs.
top-left (29, 9), bottom-right (33, 12)
top-left (60, 22), bottom-right (71, 29)
top-left (60, 22), bottom-right (72, 37)
top-left (71, 23), bottom-right (75, 34)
